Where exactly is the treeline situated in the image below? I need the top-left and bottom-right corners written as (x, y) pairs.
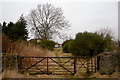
top-left (62, 31), bottom-right (112, 56)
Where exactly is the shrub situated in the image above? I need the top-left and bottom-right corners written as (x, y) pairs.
top-left (62, 39), bottom-right (73, 53)
top-left (62, 39), bottom-right (71, 47)
top-left (70, 32), bottom-right (106, 56)
top-left (103, 34), bottom-right (112, 51)
top-left (38, 39), bottom-right (56, 51)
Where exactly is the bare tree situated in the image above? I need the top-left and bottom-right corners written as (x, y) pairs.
top-left (96, 27), bottom-right (114, 39)
top-left (26, 3), bottom-right (70, 40)
top-left (96, 27), bottom-right (115, 51)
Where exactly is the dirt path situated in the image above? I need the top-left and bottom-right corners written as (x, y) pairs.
top-left (2, 70), bottom-right (25, 78)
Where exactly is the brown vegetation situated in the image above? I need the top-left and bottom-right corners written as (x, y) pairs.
top-left (2, 34), bottom-right (11, 53)
top-left (2, 34), bottom-right (54, 57)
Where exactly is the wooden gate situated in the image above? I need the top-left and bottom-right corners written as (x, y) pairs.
top-left (18, 56), bottom-right (98, 75)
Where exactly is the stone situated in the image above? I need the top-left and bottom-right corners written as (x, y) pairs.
top-left (99, 53), bottom-right (116, 75)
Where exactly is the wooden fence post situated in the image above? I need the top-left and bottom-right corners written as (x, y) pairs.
top-left (74, 57), bottom-right (76, 74)
top-left (94, 57), bottom-right (97, 73)
top-left (17, 55), bottom-right (21, 72)
top-left (97, 56), bottom-right (100, 71)
top-left (47, 57), bottom-right (49, 74)
top-left (18, 56), bottom-right (24, 73)
top-left (14, 55), bottom-right (18, 70)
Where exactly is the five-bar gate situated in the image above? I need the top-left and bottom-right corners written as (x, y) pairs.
top-left (18, 56), bottom-right (98, 75)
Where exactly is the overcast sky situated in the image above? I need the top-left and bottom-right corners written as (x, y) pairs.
top-left (0, 0), bottom-right (119, 43)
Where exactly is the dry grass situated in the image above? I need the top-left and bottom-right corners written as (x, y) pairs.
top-left (2, 34), bottom-right (54, 57)
top-left (2, 34), bottom-right (11, 53)
top-left (14, 42), bottom-right (48, 57)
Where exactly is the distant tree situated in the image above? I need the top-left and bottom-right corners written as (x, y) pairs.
top-left (97, 27), bottom-right (113, 38)
top-left (26, 3), bottom-right (70, 40)
top-left (2, 15), bottom-right (28, 41)
top-left (96, 27), bottom-right (113, 51)
top-left (104, 34), bottom-right (112, 51)
top-left (38, 39), bottom-right (56, 51)
top-left (62, 39), bottom-right (73, 53)
top-left (62, 39), bottom-right (72, 47)
top-left (15, 15), bottom-right (28, 40)
top-left (70, 32), bottom-right (105, 56)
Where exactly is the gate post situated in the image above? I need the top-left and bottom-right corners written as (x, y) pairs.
top-left (97, 56), bottom-right (100, 71)
top-left (47, 57), bottom-right (49, 74)
top-left (17, 56), bottom-right (24, 73)
top-left (94, 57), bottom-right (97, 73)
top-left (74, 57), bottom-right (77, 74)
